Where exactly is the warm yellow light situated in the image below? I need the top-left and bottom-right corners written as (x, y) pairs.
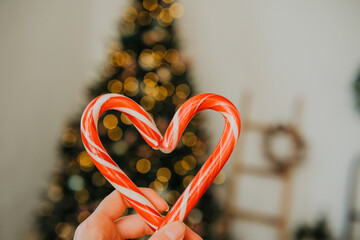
top-left (107, 79), bottom-right (123, 93)
top-left (153, 44), bottom-right (166, 57)
top-left (108, 127), bottom-right (123, 141)
top-left (182, 132), bottom-right (197, 147)
top-left (174, 161), bottom-right (187, 175)
top-left (183, 175), bottom-right (194, 188)
top-left (164, 49), bottom-right (179, 63)
top-left (149, 180), bottom-right (166, 193)
top-left (149, 5), bottom-right (163, 18)
top-left (153, 86), bottom-right (168, 101)
top-left (159, 8), bottom-right (174, 24)
top-left (120, 113), bottom-right (132, 125)
top-left (140, 96), bottom-right (155, 110)
top-left (136, 159), bottom-right (151, 174)
top-left (137, 11), bottom-right (152, 26)
top-left (175, 84), bottom-right (190, 99)
top-left (77, 151), bottom-right (94, 172)
top-left (143, 0), bottom-right (158, 11)
top-left (162, 0), bottom-right (174, 4)
top-left (182, 155), bottom-right (196, 170)
top-left (157, 167), bottom-right (171, 182)
top-left (162, 82), bottom-right (175, 96)
top-left (192, 141), bottom-right (207, 157)
top-left (169, 3), bottom-right (184, 18)
top-left (139, 49), bottom-right (156, 70)
top-left (124, 77), bottom-right (139, 96)
top-left (166, 190), bottom-right (180, 205)
top-left (144, 72), bottom-right (159, 86)
top-left (38, 201), bottom-right (54, 216)
top-left (61, 128), bottom-right (77, 148)
top-left (74, 189), bottom-right (89, 203)
top-left (171, 61), bottom-right (185, 76)
top-left (123, 7), bottom-right (138, 22)
top-left (103, 114), bottom-right (118, 130)
top-left (92, 172), bottom-right (106, 187)
top-left (157, 65), bottom-right (171, 82)
top-left (214, 171), bottom-right (227, 185)
top-left (47, 184), bottom-right (63, 202)
top-left (55, 222), bottom-right (73, 238)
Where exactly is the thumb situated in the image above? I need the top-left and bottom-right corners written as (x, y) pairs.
top-left (149, 221), bottom-right (186, 240)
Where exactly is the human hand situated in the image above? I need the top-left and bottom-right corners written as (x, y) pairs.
top-left (74, 189), bottom-right (202, 240)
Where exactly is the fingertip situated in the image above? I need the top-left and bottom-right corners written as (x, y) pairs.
top-left (152, 221), bottom-right (186, 240)
top-left (140, 188), bottom-right (169, 212)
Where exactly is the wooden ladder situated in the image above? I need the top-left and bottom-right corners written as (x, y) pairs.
top-left (225, 93), bottom-right (304, 240)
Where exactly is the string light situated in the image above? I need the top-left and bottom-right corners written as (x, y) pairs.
top-left (162, 82), bottom-right (175, 96)
top-left (108, 126), bottom-right (123, 141)
top-left (183, 175), bottom-right (194, 188)
top-left (61, 128), bottom-right (77, 148)
top-left (74, 189), bottom-right (89, 203)
top-left (136, 159), bottom-right (151, 174)
top-left (123, 7), bottom-right (138, 22)
top-left (192, 140), bottom-right (207, 157)
top-left (174, 161), bottom-right (187, 175)
top-left (149, 180), bottom-right (167, 193)
top-left (157, 167), bottom-right (171, 182)
top-left (77, 151), bottom-right (94, 172)
top-left (169, 3), bottom-right (184, 19)
top-left (153, 44), bottom-right (166, 57)
top-left (91, 172), bottom-right (106, 187)
top-left (166, 190), bottom-right (180, 205)
top-left (175, 83), bottom-right (190, 99)
top-left (162, 0), bottom-right (174, 4)
top-left (158, 8), bottom-right (174, 26)
top-left (48, 184), bottom-right (63, 202)
top-left (149, 5), bottom-right (163, 18)
top-left (143, 0), bottom-right (158, 11)
top-left (112, 140), bottom-right (129, 155)
top-left (140, 96), bottom-right (155, 110)
top-left (164, 49), bottom-right (179, 63)
top-left (120, 113), bottom-right (132, 125)
top-left (55, 222), bottom-right (74, 239)
top-left (181, 155), bottom-right (196, 170)
top-left (121, 22), bottom-right (136, 35)
top-left (153, 86), bottom-right (168, 101)
top-left (124, 77), bottom-right (139, 96)
top-left (139, 49), bottom-right (156, 70)
top-left (144, 72), bottom-right (159, 85)
top-left (171, 61), bottom-right (185, 76)
top-left (182, 132), bottom-right (197, 147)
top-left (137, 11), bottom-right (152, 26)
top-left (107, 79), bottom-right (123, 93)
top-left (213, 171), bottom-right (226, 185)
top-left (157, 64), bottom-right (171, 82)
top-left (103, 114), bottom-right (118, 130)
top-left (67, 175), bottom-right (85, 191)
top-left (38, 201), bottom-right (54, 217)
top-left (187, 208), bottom-right (203, 225)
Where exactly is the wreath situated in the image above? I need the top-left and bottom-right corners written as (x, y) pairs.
top-left (263, 124), bottom-right (306, 171)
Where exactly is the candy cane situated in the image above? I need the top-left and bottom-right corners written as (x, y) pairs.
top-left (80, 93), bottom-right (241, 231)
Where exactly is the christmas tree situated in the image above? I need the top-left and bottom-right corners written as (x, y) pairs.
top-left (32, 0), bottom-right (223, 239)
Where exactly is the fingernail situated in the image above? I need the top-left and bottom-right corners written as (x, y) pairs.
top-left (164, 221), bottom-right (185, 240)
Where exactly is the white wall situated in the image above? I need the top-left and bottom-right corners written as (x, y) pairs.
top-left (1, 0), bottom-right (360, 239)
top-left (178, 1), bottom-right (360, 239)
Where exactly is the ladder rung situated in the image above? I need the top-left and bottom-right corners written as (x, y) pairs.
top-left (234, 165), bottom-right (282, 178)
top-left (229, 209), bottom-right (284, 227)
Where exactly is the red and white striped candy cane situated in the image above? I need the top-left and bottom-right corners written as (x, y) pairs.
top-left (80, 93), bottom-right (241, 231)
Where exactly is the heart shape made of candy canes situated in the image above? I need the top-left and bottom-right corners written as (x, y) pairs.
top-left (81, 93), bottom-right (241, 231)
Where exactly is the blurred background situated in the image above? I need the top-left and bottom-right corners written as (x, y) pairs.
top-left (1, 0), bottom-right (360, 239)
